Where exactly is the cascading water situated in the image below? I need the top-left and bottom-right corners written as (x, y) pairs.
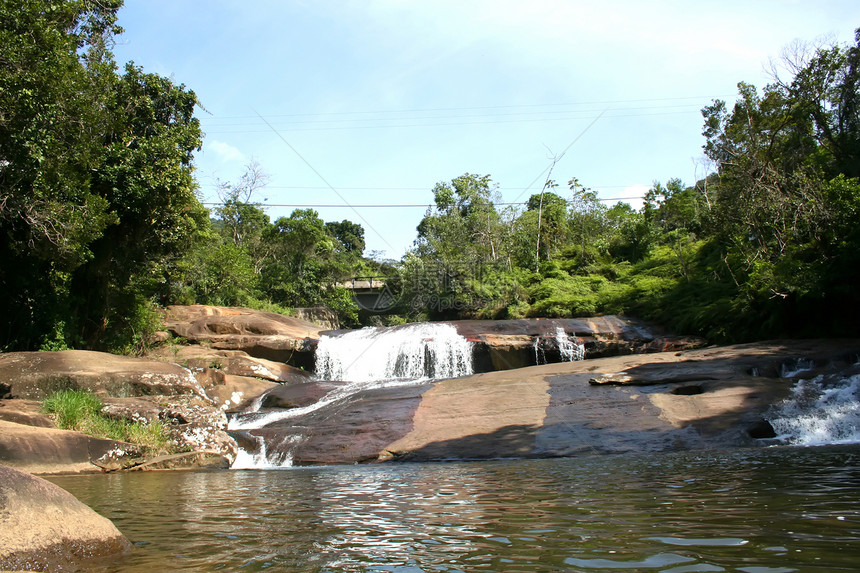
top-left (315, 322), bottom-right (473, 382)
top-left (555, 326), bottom-right (585, 362)
top-left (228, 323), bottom-right (474, 468)
top-left (766, 372), bottom-right (860, 445)
top-left (534, 327), bottom-right (585, 365)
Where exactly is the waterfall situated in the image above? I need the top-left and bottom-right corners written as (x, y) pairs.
top-left (535, 327), bottom-right (585, 365)
top-left (555, 327), bottom-right (585, 362)
top-left (315, 322), bottom-right (473, 382)
top-left (767, 372), bottom-right (860, 445)
top-left (228, 322), bottom-right (474, 468)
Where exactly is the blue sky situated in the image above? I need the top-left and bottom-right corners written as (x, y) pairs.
top-left (112, 1), bottom-right (860, 259)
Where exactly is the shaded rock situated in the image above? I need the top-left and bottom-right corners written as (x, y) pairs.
top-left (0, 350), bottom-right (206, 400)
top-left (0, 420), bottom-right (141, 475)
top-left (255, 380), bottom-right (343, 410)
top-left (0, 465), bottom-right (132, 571)
top-left (124, 451), bottom-right (230, 471)
top-left (162, 305), bottom-right (325, 367)
top-left (0, 399), bottom-right (54, 428)
top-left (241, 339), bottom-right (860, 465)
top-left (449, 316), bottom-right (706, 372)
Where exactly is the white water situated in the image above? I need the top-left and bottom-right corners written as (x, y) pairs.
top-left (231, 434), bottom-right (301, 469)
top-left (555, 326), bottom-right (585, 362)
top-left (767, 373), bottom-right (860, 445)
top-left (229, 323), bottom-right (474, 468)
top-left (535, 327), bottom-right (585, 365)
top-left (315, 323), bottom-right (473, 382)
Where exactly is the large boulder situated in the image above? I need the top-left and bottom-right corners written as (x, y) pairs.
top-left (233, 339), bottom-right (860, 465)
top-left (162, 305), bottom-right (325, 368)
top-left (0, 464), bottom-right (132, 571)
top-left (0, 350), bottom-right (207, 400)
top-left (0, 349), bottom-right (282, 473)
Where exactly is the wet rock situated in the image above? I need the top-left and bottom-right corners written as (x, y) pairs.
top-left (0, 465), bottom-right (132, 571)
top-left (255, 380), bottom-right (343, 410)
top-left (449, 316), bottom-right (706, 372)
top-left (244, 339), bottom-right (860, 465)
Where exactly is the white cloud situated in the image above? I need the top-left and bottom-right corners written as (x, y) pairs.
top-left (207, 140), bottom-right (246, 163)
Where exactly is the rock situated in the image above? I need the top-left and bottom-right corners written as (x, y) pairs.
top-left (237, 339), bottom-right (860, 465)
top-left (254, 380), bottom-right (344, 410)
top-left (98, 395), bottom-right (238, 462)
top-left (0, 350), bottom-right (207, 400)
top-left (0, 399), bottom-right (54, 428)
top-left (0, 464), bottom-right (132, 571)
top-left (147, 345), bottom-right (312, 384)
top-left (124, 451), bottom-right (230, 471)
top-left (162, 305), bottom-right (325, 368)
top-left (449, 316), bottom-right (706, 372)
top-left (0, 420), bottom-right (141, 475)
top-left (197, 370), bottom-right (280, 411)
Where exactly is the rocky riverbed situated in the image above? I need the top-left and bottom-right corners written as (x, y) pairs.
top-left (1, 305), bottom-right (858, 475)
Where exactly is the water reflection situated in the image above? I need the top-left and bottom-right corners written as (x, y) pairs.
top-left (48, 445), bottom-right (860, 572)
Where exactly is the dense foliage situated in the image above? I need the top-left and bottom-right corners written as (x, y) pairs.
top-left (0, 1), bottom-right (371, 351)
top-left (2, 0), bottom-right (856, 350)
top-left (403, 31), bottom-right (860, 342)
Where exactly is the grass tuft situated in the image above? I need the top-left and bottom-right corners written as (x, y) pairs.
top-left (42, 389), bottom-right (172, 455)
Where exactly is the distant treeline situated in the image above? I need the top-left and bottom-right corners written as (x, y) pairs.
top-left (1, 1), bottom-right (857, 351)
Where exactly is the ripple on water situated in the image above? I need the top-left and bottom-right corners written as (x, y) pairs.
top-left (45, 445), bottom-right (860, 572)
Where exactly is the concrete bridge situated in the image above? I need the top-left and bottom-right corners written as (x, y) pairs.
top-left (339, 276), bottom-right (398, 312)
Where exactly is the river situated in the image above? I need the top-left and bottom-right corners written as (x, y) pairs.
top-left (49, 444), bottom-right (860, 572)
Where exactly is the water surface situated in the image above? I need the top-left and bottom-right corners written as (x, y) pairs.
top-left (50, 445), bottom-right (860, 572)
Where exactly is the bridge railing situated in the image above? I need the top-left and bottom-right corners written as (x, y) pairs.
top-left (340, 276), bottom-right (389, 290)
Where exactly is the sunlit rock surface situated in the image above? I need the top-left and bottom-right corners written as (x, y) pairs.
top-left (0, 465), bottom-right (132, 570)
top-left (234, 339), bottom-right (860, 465)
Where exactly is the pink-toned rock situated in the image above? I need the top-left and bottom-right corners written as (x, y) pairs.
top-left (148, 345), bottom-right (311, 384)
top-left (0, 420), bottom-right (141, 475)
top-left (238, 339), bottom-right (860, 465)
top-left (0, 464), bottom-right (132, 570)
top-left (162, 305), bottom-right (326, 367)
top-left (0, 350), bottom-right (206, 400)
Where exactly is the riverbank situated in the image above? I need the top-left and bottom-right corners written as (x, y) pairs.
top-left (2, 305), bottom-right (858, 474)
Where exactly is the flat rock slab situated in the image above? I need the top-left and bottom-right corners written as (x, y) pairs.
top-left (0, 350), bottom-right (206, 400)
top-left (243, 339), bottom-right (860, 465)
top-left (0, 464), bottom-right (131, 571)
top-left (0, 420), bottom-right (140, 475)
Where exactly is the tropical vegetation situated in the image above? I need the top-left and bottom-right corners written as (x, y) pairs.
top-left (2, 0), bottom-right (857, 351)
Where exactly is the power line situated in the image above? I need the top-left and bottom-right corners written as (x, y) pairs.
top-left (202, 108), bottom-right (704, 134)
top-left (201, 196), bottom-right (646, 209)
top-left (203, 94), bottom-right (734, 121)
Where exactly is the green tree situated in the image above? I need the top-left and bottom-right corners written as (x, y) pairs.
top-left (0, 0), bottom-right (206, 350)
